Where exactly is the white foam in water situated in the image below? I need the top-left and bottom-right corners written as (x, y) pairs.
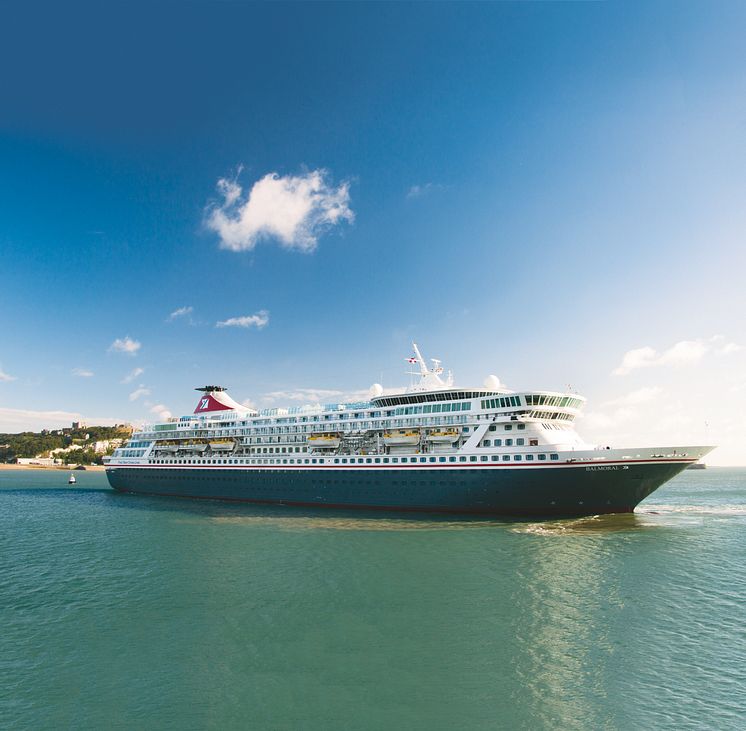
top-left (640, 504), bottom-right (746, 516)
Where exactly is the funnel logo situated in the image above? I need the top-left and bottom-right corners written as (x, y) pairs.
top-left (200, 398), bottom-right (209, 410)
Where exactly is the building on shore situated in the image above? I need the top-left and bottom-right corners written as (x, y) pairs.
top-left (93, 438), bottom-right (125, 454)
top-left (15, 457), bottom-right (62, 466)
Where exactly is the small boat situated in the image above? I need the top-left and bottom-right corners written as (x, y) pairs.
top-left (209, 439), bottom-right (235, 451)
top-left (426, 428), bottom-right (460, 444)
top-left (183, 441), bottom-right (208, 452)
top-left (68, 473), bottom-right (76, 485)
top-left (382, 429), bottom-right (420, 446)
top-left (307, 433), bottom-right (342, 450)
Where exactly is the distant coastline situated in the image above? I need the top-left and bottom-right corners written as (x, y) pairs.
top-left (0, 463), bottom-right (105, 472)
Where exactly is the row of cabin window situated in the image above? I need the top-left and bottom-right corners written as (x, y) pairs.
top-left (252, 446), bottom-right (307, 453)
top-left (148, 453), bottom-right (561, 465)
top-left (374, 391), bottom-right (500, 407)
top-left (483, 438), bottom-right (539, 447)
top-left (488, 423), bottom-right (525, 431)
top-left (481, 396), bottom-right (522, 410)
top-left (526, 395), bottom-right (583, 409)
top-left (529, 411), bottom-right (574, 421)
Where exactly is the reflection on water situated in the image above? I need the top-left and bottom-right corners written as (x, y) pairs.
top-left (507, 513), bottom-right (620, 728)
top-left (205, 514), bottom-right (503, 531)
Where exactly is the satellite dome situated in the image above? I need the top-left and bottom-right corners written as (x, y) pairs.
top-left (369, 383), bottom-right (384, 398)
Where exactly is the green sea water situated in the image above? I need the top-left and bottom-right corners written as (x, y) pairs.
top-left (1, 468), bottom-right (744, 730)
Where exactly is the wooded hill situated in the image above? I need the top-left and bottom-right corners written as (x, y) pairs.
top-left (0, 425), bottom-right (132, 464)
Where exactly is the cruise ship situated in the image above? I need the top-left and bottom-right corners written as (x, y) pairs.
top-left (105, 344), bottom-right (714, 516)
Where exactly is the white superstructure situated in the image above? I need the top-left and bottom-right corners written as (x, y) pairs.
top-left (108, 343), bottom-right (702, 470)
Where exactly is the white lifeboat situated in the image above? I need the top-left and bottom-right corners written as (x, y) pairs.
top-left (307, 433), bottom-right (341, 450)
top-left (426, 428), bottom-right (460, 444)
top-left (383, 429), bottom-right (420, 446)
top-left (209, 439), bottom-right (235, 451)
top-left (183, 441), bottom-right (208, 452)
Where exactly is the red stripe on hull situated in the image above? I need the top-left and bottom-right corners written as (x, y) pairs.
top-left (107, 457), bottom-right (698, 470)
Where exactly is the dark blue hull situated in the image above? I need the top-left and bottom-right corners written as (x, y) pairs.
top-left (106, 460), bottom-right (692, 516)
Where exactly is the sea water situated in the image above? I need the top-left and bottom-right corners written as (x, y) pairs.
top-left (1, 468), bottom-right (744, 730)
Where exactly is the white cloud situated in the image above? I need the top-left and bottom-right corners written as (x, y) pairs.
top-left (71, 368), bottom-right (94, 378)
top-left (0, 367), bottom-right (16, 382)
top-left (262, 385), bottom-right (404, 405)
top-left (720, 342), bottom-right (743, 355)
top-left (109, 336), bottom-right (141, 356)
top-left (207, 169), bottom-right (354, 253)
top-left (216, 310), bottom-right (269, 329)
top-left (121, 367), bottom-right (145, 384)
top-left (149, 404), bottom-right (172, 421)
top-left (601, 386), bottom-right (662, 408)
top-left (612, 337), bottom-right (727, 375)
top-left (0, 407), bottom-right (121, 432)
top-left (580, 387), bottom-right (664, 433)
top-left (166, 306), bottom-right (194, 322)
top-left (263, 388), bottom-right (347, 403)
top-left (406, 182), bottom-right (445, 199)
top-left (129, 385), bottom-right (151, 401)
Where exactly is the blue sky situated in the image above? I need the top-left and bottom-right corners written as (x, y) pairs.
top-left (1, 2), bottom-right (744, 463)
